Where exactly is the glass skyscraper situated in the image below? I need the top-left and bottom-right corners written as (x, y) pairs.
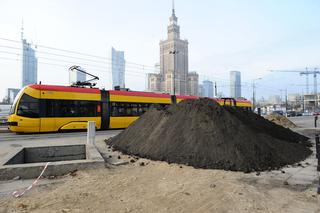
top-left (21, 38), bottom-right (38, 88)
top-left (203, 80), bottom-right (214, 98)
top-left (230, 71), bottom-right (241, 98)
top-left (111, 47), bottom-right (125, 89)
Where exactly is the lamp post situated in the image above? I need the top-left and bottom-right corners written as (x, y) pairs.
top-left (252, 78), bottom-right (262, 111)
top-left (279, 89), bottom-right (288, 116)
top-left (169, 50), bottom-right (179, 97)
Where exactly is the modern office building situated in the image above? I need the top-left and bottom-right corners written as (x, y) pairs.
top-left (111, 47), bottom-right (125, 89)
top-left (230, 71), bottom-right (241, 98)
top-left (202, 80), bottom-right (214, 98)
top-left (147, 3), bottom-right (198, 95)
top-left (21, 30), bottom-right (38, 88)
top-left (6, 88), bottom-right (20, 104)
top-left (198, 84), bottom-right (204, 97)
top-left (69, 69), bottom-right (86, 85)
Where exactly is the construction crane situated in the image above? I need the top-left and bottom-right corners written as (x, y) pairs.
top-left (270, 68), bottom-right (320, 111)
top-left (270, 68), bottom-right (320, 95)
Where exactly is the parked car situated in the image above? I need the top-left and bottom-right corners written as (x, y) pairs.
top-left (272, 110), bottom-right (284, 116)
top-left (287, 111), bottom-right (296, 117)
top-left (313, 111), bottom-right (320, 116)
top-left (0, 116), bottom-right (8, 126)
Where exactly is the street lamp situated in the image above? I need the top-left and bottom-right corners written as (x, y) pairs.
top-left (279, 88), bottom-right (288, 116)
top-left (169, 50), bottom-right (179, 98)
top-left (252, 77), bottom-right (262, 111)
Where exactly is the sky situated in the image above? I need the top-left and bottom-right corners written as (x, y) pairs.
top-left (0, 0), bottom-right (319, 100)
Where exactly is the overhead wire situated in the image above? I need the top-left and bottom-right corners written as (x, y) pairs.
top-left (0, 37), bottom-right (159, 70)
top-left (0, 37), bottom-right (296, 94)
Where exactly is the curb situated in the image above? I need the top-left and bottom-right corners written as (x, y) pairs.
top-left (0, 128), bottom-right (10, 133)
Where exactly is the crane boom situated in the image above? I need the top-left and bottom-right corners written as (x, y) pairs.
top-left (269, 70), bottom-right (303, 73)
top-left (269, 68), bottom-right (319, 95)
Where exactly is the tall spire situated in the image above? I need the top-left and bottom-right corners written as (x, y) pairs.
top-left (168, 0), bottom-right (180, 39)
top-left (21, 19), bottom-right (24, 40)
top-left (172, 0), bottom-right (175, 15)
top-left (169, 0), bottom-right (177, 24)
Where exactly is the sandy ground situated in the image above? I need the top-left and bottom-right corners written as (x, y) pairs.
top-left (0, 157), bottom-right (319, 213)
top-left (0, 116), bottom-right (319, 213)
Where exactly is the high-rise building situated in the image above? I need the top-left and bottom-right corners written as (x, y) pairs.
top-left (198, 84), bottom-right (204, 97)
top-left (202, 80), bottom-right (214, 98)
top-left (6, 88), bottom-right (20, 104)
top-left (187, 72), bottom-right (199, 96)
top-left (21, 28), bottom-right (37, 88)
top-left (147, 2), bottom-right (198, 96)
top-left (111, 47), bottom-right (125, 89)
top-left (147, 73), bottom-right (161, 92)
top-left (230, 71), bottom-right (241, 98)
top-left (268, 95), bottom-right (281, 105)
top-left (69, 70), bottom-right (86, 85)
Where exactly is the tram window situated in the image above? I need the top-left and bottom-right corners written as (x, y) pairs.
top-left (111, 102), bottom-right (117, 116)
top-left (59, 100), bottom-right (78, 117)
top-left (17, 94), bottom-right (39, 118)
top-left (44, 100), bottom-right (55, 117)
top-left (138, 106), bottom-right (144, 114)
top-left (110, 102), bottom-right (155, 117)
top-left (43, 100), bottom-right (99, 117)
top-left (10, 101), bottom-right (17, 115)
top-left (78, 101), bottom-right (97, 117)
top-left (142, 103), bottom-right (150, 112)
top-left (10, 89), bottom-right (23, 115)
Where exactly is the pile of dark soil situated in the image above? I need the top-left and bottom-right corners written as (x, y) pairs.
top-left (107, 99), bottom-right (311, 172)
top-left (225, 108), bottom-right (307, 143)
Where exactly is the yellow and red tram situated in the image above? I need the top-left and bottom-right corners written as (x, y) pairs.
top-left (7, 84), bottom-right (252, 133)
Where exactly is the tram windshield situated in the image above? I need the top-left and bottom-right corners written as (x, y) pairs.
top-left (9, 88), bottom-right (24, 115)
top-left (16, 94), bottom-right (39, 118)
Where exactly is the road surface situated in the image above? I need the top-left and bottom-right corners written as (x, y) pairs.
top-left (0, 130), bottom-right (122, 142)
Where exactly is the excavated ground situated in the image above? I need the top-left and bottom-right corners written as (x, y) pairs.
top-left (107, 99), bottom-right (311, 172)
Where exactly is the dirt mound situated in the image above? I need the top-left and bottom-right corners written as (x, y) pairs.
top-left (225, 109), bottom-right (306, 143)
top-left (265, 114), bottom-right (297, 128)
top-left (107, 99), bottom-right (311, 172)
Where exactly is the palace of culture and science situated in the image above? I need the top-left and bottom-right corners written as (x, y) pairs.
top-left (147, 4), bottom-right (199, 96)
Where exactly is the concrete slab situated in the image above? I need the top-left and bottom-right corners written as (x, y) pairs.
top-left (5, 145), bottom-right (86, 165)
top-left (0, 159), bottom-right (103, 180)
top-left (0, 131), bottom-right (123, 181)
top-left (0, 143), bottom-right (105, 180)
